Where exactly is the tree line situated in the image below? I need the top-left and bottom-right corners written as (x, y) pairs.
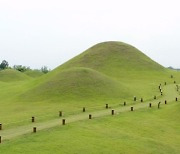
top-left (0, 60), bottom-right (50, 74)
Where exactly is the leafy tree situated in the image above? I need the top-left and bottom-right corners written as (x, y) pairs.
top-left (13, 65), bottom-right (31, 72)
top-left (41, 66), bottom-right (50, 74)
top-left (0, 60), bottom-right (9, 70)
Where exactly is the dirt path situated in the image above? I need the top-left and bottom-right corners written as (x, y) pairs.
top-left (0, 84), bottom-right (179, 142)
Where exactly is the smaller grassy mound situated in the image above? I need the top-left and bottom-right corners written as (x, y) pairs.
top-left (0, 69), bottom-right (31, 82)
top-left (21, 67), bottom-right (131, 102)
top-left (24, 70), bottom-right (44, 78)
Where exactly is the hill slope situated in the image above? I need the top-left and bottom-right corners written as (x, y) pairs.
top-left (21, 67), bottom-right (131, 102)
top-left (20, 41), bottom-right (169, 102)
top-left (53, 41), bottom-right (165, 79)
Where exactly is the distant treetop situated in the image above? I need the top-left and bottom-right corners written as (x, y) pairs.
top-left (0, 60), bottom-right (9, 70)
top-left (0, 60), bottom-right (50, 73)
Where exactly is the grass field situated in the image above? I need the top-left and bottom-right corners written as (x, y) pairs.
top-left (0, 101), bottom-right (180, 154)
top-left (0, 41), bottom-right (180, 153)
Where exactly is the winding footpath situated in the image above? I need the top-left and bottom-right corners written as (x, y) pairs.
top-left (0, 83), bottom-right (179, 142)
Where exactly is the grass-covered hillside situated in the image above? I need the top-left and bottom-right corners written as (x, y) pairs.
top-left (0, 41), bottom-right (179, 125)
top-left (0, 41), bottom-right (180, 153)
top-left (20, 41), bottom-right (172, 103)
top-left (21, 67), bottom-right (131, 102)
top-left (58, 41), bottom-right (165, 74)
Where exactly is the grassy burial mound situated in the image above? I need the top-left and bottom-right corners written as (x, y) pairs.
top-left (56, 41), bottom-right (165, 76)
top-left (21, 41), bottom-right (171, 103)
top-left (0, 69), bottom-right (31, 82)
top-left (21, 67), bottom-right (131, 102)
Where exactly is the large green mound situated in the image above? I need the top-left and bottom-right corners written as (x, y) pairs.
top-left (54, 41), bottom-right (165, 79)
top-left (0, 69), bottom-right (31, 82)
top-left (20, 41), bottom-right (168, 102)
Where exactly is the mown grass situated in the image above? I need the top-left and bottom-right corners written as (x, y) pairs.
top-left (0, 71), bottom-right (179, 129)
top-left (0, 102), bottom-right (180, 154)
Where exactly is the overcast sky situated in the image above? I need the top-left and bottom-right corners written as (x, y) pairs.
top-left (0, 0), bottom-right (180, 69)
